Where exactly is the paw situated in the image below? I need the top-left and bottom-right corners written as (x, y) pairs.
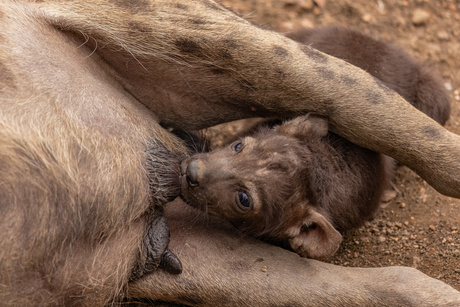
top-left (130, 215), bottom-right (182, 282)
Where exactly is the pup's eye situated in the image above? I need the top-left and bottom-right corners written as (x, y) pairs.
top-left (232, 141), bottom-right (243, 152)
top-left (236, 191), bottom-right (252, 211)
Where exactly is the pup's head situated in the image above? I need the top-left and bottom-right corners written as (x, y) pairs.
top-left (180, 114), bottom-right (342, 259)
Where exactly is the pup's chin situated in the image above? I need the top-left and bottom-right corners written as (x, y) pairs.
top-left (179, 170), bottom-right (197, 209)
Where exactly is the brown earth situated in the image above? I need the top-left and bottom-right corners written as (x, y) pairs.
top-left (215, 0), bottom-right (460, 290)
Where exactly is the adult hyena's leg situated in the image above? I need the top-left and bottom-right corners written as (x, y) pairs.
top-left (128, 201), bottom-right (460, 306)
top-left (33, 0), bottom-right (460, 198)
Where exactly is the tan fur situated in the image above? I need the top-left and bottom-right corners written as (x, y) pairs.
top-left (180, 27), bottom-right (451, 262)
top-left (25, 0), bottom-right (459, 198)
top-left (131, 201), bottom-right (460, 306)
top-left (0, 0), bottom-right (459, 305)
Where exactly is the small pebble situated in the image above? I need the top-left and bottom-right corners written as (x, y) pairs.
top-left (436, 30), bottom-right (450, 41)
top-left (362, 13), bottom-right (374, 23)
top-left (412, 8), bottom-right (430, 26)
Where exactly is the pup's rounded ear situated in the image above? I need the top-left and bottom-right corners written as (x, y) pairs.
top-left (277, 113), bottom-right (328, 138)
top-left (287, 210), bottom-right (342, 260)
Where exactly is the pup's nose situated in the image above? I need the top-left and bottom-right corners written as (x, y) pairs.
top-left (185, 159), bottom-right (200, 188)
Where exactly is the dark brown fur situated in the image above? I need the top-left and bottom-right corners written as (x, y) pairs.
top-left (181, 114), bottom-right (392, 259)
top-left (180, 27), bottom-right (451, 260)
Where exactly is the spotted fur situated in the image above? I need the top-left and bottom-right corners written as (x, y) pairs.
top-left (0, 1), bottom-right (459, 305)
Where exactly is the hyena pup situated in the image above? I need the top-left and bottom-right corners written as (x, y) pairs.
top-left (180, 26), bottom-right (450, 259)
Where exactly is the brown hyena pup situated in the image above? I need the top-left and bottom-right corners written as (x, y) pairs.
top-left (181, 114), bottom-right (392, 259)
top-left (180, 27), bottom-right (451, 260)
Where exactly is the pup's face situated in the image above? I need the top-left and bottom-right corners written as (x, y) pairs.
top-left (181, 128), bottom-right (310, 236)
top-left (180, 115), bottom-right (342, 259)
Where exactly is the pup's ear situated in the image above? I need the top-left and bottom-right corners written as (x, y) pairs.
top-left (287, 210), bottom-right (342, 260)
top-left (277, 113), bottom-right (328, 138)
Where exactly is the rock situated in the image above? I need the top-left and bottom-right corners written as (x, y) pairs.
top-left (454, 90), bottom-right (460, 102)
top-left (299, 0), bottom-right (314, 11)
top-left (437, 30), bottom-right (450, 41)
top-left (412, 8), bottom-right (430, 26)
top-left (370, 227), bottom-right (380, 234)
top-left (381, 190), bottom-right (397, 203)
top-left (362, 13), bottom-right (375, 23)
top-left (283, 0), bottom-right (297, 6)
top-left (300, 18), bottom-right (315, 28)
top-left (280, 21), bottom-right (295, 31)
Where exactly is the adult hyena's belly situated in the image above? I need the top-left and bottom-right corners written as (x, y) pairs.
top-left (0, 5), bottom-right (185, 304)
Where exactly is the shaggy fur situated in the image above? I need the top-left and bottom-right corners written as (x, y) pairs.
top-left (1, 1), bottom-right (459, 305)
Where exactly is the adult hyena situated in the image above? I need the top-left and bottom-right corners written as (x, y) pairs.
top-left (0, 0), bottom-right (459, 306)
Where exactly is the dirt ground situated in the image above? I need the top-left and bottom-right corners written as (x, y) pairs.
top-left (216, 0), bottom-right (460, 290)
